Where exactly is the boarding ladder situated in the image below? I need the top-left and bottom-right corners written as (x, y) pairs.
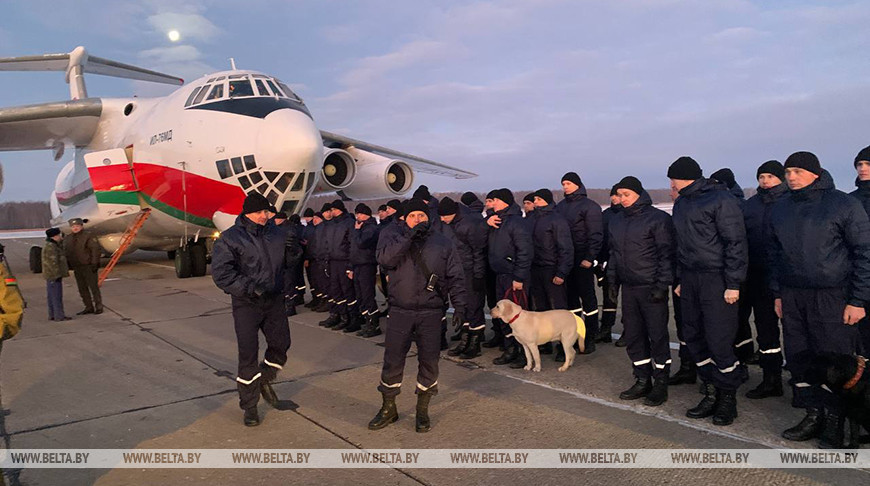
top-left (98, 209), bottom-right (151, 287)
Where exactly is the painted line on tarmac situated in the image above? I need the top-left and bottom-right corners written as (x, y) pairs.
top-left (134, 261), bottom-right (175, 270)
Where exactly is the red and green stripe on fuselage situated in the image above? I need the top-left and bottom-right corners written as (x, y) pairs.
top-left (76, 162), bottom-right (245, 229)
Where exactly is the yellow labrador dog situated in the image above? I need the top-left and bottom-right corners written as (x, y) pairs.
top-left (490, 299), bottom-right (586, 372)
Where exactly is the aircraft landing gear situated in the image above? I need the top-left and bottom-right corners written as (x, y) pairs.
top-left (174, 241), bottom-right (208, 279)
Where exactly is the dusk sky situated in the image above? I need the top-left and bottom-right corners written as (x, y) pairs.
top-left (1, 0), bottom-right (869, 202)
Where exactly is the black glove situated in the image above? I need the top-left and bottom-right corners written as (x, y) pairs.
top-left (648, 286), bottom-right (668, 304)
top-left (473, 277), bottom-right (485, 292)
top-left (410, 223), bottom-right (428, 241)
top-left (605, 284), bottom-right (619, 304)
top-left (451, 312), bottom-right (463, 329)
top-left (593, 263), bottom-right (606, 287)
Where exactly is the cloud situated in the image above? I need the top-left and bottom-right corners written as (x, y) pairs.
top-left (339, 40), bottom-right (465, 86)
top-left (139, 44), bottom-right (203, 64)
top-left (146, 11), bottom-right (220, 43)
top-left (707, 26), bottom-right (766, 43)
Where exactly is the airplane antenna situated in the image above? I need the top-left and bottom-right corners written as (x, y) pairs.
top-left (229, 58), bottom-right (237, 70)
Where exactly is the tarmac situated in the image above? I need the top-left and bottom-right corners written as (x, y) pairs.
top-left (0, 235), bottom-right (866, 485)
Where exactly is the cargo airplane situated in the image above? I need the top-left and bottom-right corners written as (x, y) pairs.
top-left (0, 47), bottom-right (475, 278)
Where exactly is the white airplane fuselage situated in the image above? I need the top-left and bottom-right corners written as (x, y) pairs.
top-left (52, 70), bottom-right (323, 253)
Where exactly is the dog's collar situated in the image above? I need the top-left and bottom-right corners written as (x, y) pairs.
top-left (507, 311), bottom-right (522, 325)
top-left (843, 356), bottom-right (866, 390)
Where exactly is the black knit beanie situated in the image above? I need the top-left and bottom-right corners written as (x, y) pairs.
top-left (756, 160), bottom-right (784, 181)
top-left (535, 188), bottom-right (555, 205)
top-left (354, 203), bottom-right (372, 216)
top-left (438, 197), bottom-right (459, 216)
top-left (561, 172), bottom-right (582, 187)
top-left (615, 176), bottom-right (644, 196)
top-left (667, 156), bottom-right (703, 180)
top-left (784, 151), bottom-right (822, 176)
top-left (710, 168), bottom-right (737, 188)
top-left (855, 146), bottom-right (870, 168)
top-left (242, 193), bottom-right (271, 214)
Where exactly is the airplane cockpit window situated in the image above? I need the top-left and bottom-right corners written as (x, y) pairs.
top-left (192, 84), bottom-right (211, 105)
top-left (206, 83), bottom-right (224, 101)
top-left (229, 79), bottom-right (254, 98)
top-left (254, 79), bottom-right (271, 96)
top-left (185, 74), bottom-right (306, 107)
top-left (184, 86), bottom-right (202, 107)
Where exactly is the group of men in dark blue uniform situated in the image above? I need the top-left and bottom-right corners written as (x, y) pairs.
top-left (213, 146), bottom-right (870, 444)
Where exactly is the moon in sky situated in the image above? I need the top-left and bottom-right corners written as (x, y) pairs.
top-left (167, 30), bottom-right (180, 42)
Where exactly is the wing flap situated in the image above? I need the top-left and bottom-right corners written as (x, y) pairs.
top-left (320, 130), bottom-right (476, 179)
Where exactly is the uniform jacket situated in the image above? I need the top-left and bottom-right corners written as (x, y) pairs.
top-left (531, 205), bottom-right (574, 279)
top-left (212, 215), bottom-right (287, 298)
top-left (443, 206), bottom-right (488, 279)
top-left (42, 238), bottom-right (69, 281)
top-left (376, 222), bottom-right (468, 315)
top-left (672, 178), bottom-right (748, 289)
top-left (606, 191), bottom-right (675, 289)
top-left (599, 204), bottom-right (622, 263)
top-left (487, 203), bottom-right (533, 282)
top-left (555, 184), bottom-right (603, 264)
top-left (850, 178), bottom-right (870, 217)
top-left (351, 218), bottom-right (380, 267)
top-left (64, 231), bottom-right (101, 268)
top-left (742, 183), bottom-right (787, 274)
top-left (325, 212), bottom-right (355, 267)
top-left (767, 171), bottom-right (870, 307)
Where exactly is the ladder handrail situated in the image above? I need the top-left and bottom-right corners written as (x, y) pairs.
top-left (98, 209), bottom-right (151, 287)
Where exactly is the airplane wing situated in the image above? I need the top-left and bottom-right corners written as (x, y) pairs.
top-left (320, 130), bottom-right (476, 179)
top-left (0, 99), bottom-right (102, 152)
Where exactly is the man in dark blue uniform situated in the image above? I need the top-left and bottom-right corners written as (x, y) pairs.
top-left (769, 152), bottom-right (870, 447)
top-left (350, 203), bottom-right (381, 337)
top-left (555, 172), bottom-right (603, 355)
top-left (301, 208), bottom-right (320, 309)
top-left (440, 197), bottom-right (488, 359)
top-left (369, 199), bottom-right (467, 433)
top-left (486, 189), bottom-right (534, 366)
top-left (606, 177), bottom-right (675, 407)
top-left (597, 185), bottom-right (622, 344)
top-left (668, 156), bottom-right (747, 426)
top-left (313, 204), bottom-right (333, 313)
top-left (850, 145), bottom-right (870, 357)
top-left (741, 161), bottom-right (787, 400)
top-left (212, 193), bottom-right (294, 426)
top-left (320, 201), bottom-right (358, 331)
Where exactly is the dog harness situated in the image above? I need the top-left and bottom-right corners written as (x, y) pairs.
top-left (843, 356), bottom-right (866, 390)
top-left (507, 311), bottom-right (522, 325)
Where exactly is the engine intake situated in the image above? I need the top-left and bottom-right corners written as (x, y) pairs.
top-left (318, 149), bottom-right (356, 190)
top-left (339, 148), bottom-right (414, 200)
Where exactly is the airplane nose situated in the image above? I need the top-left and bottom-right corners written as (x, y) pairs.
top-left (257, 108), bottom-right (323, 176)
top-left (254, 108), bottom-right (324, 210)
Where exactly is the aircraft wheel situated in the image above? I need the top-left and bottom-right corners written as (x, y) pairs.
top-left (167, 250), bottom-right (176, 260)
top-left (29, 246), bottom-right (43, 274)
top-left (175, 247), bottom-right (192, 279)
top-left (190, 243), bottom-right (207, 277)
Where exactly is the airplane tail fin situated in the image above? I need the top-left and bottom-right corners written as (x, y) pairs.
top-left (0, 46), bottom-right (183, 99)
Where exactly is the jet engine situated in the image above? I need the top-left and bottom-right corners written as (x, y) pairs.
top-left (339, 148), bottom-right (414, 200)
top-left (314, 148), bottom-right (356, 191)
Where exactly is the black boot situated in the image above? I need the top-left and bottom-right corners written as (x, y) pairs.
top-left (595, 326), bottom-right (613, 343)
top-left (314, 300), bottom-right (331, 313)
top-left (686, 383), bottom-right (717, 419)
top-left (644, 378), bottom-right (669, 406)
top-left (368, 394), bottom-right (399, 430)
top-left (818, 410), bottom-right (846, 449)
top-left (450, 327), bottom-right (463, 341)
top-left (342, 314), bottom-right (363, 333)
top-left (416, 391), bottom-right (433, 433)
top-left (332, 314), bottom-right (351, 331)
top-left (712, 388), bottom-right (738, 426)
top-left (261, 381), bottom-right (279, 408)
top-left (448, 329), bottom-right (470, 356)
top-left (362, 315), bottom-right (382, 338)
top-left (460, 331), bottom-right (482, 359)
top-left (293, 294), bottom-right (305, 306)
top-left (356, 315), bottom-right (371, 336)
top-left (614, 334), bottom-right (627, 347)
top-left (244, 407), bottom-right (260, 427)
top-left (619, 377), bottom-right (652, 400)
top-left (782, 408), bottom-right (823, 441)
top-left (304, 297), bottom-right (317, 309)
top-left (509, 350), bottom-right (528, 369)
top-left (319, 313), bottom-right (340, 328)
top-left (539, 342), bottom-right (553, 354)
top-left (745, 371), bottom-right (783, 399)
top-left (669, 361), bottom-right (697, 386)
top-left (493, 343), bottom-right (519, 365)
